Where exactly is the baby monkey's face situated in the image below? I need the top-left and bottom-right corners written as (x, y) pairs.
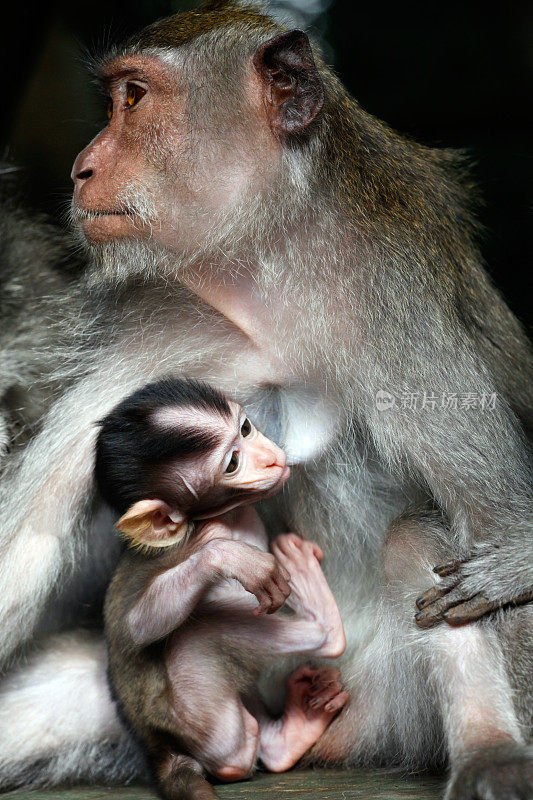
top-left (170, 402), bottom-right (290, 519)
top-left (116, 399), bottom-right (289, 550)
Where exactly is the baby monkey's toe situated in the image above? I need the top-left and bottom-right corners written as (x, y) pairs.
top-left (308, 668), bottom-right (347, 712)
top-left (272, 533), bottom-right (324, 563)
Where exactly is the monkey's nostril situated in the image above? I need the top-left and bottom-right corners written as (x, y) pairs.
top-left (76, 168), bottom-right (94, 181)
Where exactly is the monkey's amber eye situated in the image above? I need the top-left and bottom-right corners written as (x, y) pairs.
top-left (226, 451), bottom-right (239, 474)
top-left (126, 83), bottom-right (146, 108)
top-left (106, 99), bottom-right (113, 120)
top-left (241, 418), bottom-right (252, 437)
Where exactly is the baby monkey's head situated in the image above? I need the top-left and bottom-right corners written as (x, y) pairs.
top-left (95, 377), bottom-right (289, 549)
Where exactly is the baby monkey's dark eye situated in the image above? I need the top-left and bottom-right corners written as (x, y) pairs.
top-left (241, 418), bottom-right (252, 437)
top-left (226, 451), bottom-right (239, 473)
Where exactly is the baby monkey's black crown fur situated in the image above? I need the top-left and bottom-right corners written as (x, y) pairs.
top-left (95, 377), bottom-right (231, 515)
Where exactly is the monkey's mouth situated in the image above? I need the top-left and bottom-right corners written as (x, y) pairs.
top-left (73, 205), bottom-right (147, 242)
top-left (255, 466), bottom-right (291, 500)
top-left (75, 207), bottom-right (131, 219)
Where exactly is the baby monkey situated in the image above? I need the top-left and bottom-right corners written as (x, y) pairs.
top-left (97, 378), bottom-right (348, 800)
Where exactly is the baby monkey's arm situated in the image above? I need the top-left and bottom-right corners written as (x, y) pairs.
top-left (127, 520), bottom-right (291, 647)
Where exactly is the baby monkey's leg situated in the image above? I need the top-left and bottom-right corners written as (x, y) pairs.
top-left (250, 664), bottom-right (349, 773)
top-left (271, 533), bottom-right (347, 657)
top-left (165, 624), bottom-right (348, 782)
top-left (247, 535), bottom-right (349, 772)
top-left (165, 631), bottom-right (260, 783)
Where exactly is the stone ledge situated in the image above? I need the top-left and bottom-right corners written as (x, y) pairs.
top-left (2, 768), bottom-right (446, 799)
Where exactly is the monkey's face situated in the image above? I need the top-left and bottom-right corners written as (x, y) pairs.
top-left (71, 17), bottom-right (324, 263)
top-left (115, 396), bottom-right (289, 550)
top-left (71, 50), bottom-right (281, 255)
top-left (173, 401), bottom-right (290, 521)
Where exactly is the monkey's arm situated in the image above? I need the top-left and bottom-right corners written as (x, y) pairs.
top-left (373, 309), bottom-right (533, 629)
top-left (415, 526), bottom-right (533, 627)
top-left (0, 363), bottom-right (145, 668)
top-left (128, 535), bottom-right (290, 646)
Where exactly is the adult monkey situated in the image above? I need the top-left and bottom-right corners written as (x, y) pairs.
top-left (0, 0), bottom-right (532, 797)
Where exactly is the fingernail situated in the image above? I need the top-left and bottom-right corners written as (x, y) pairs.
top-left (415, 614), bottom-right (440, 629)
top-left (433, 560), bottom-right (458, 576)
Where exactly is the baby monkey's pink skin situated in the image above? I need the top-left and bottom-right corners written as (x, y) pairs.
top-left (124, 518), bottom-right (348, 781)
top-left (104, 399), bottom-right (347, 797)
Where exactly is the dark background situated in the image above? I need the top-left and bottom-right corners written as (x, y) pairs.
top-left (2, 1), bottom-right (531, 328)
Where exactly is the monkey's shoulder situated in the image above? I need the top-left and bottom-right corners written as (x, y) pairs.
top-left (105, 544), bottom-right (185, 622)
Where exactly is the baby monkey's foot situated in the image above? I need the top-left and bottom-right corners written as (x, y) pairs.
top-left (259, 664), bottom-right (349, 773)
top-left (271, 533), bottom-right (346, 657)
top-left (307, 666), bottom-right (349, 714)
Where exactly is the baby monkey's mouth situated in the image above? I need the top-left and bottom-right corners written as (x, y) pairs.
top-left (253, 466), bottom-right (291, 500)
top-left (280, 465), bottom-right (290, 482)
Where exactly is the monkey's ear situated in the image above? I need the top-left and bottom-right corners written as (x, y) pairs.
top-left (253, 30), bottom-right (324, 134)
top-left (117, 499), bottom-right (188, 549)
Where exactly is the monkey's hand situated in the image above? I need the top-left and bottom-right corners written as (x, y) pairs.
top-left (414, 536), bottom-right (533, 629)
top-left (210, 539), bottom-right (291, 615)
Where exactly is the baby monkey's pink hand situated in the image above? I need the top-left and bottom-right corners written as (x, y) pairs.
top-left (208, 539), bottom-right (291, 615)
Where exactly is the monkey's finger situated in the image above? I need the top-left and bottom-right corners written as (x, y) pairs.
top-left (266, 582), bottom-right (288, 614)
top-left (416, 584), bottom-right (452, 610)
top-left (285, 534), bottom-right (304, 550)
top-left (273, 575), bottom-right (291, 602)
top-left (414, 588), bottom-right (467, 628)
top-left (442, 595), bottom-right (496, 625)
top-left (259, 578), bottom-right (289, 613)
top-left (309, 681), bottom-right (344, 708)
top-left (253, 590), bottom-right (274, 615)
top-left (312, 668), bottom-right (340, 686)
top-left (309, 681), bottom-right (342, 708)
top-left (433, 559), bottom-right (464, 577)
top-left (324, 691), bottom-right (350, 714)
top-left (272, 567), bottom-right (291, 594)
top-left (310, 542), bottom-right (324, 561)
top-left (271, 534), bottom-right (300, 559)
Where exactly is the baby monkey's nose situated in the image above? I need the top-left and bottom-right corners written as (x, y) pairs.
top-left (251, 431), bottom-right (287, 470)
top-left (264, 445), bottom-right (287, 469)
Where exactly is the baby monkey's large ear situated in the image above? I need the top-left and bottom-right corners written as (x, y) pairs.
top-left (117, 499), bottom-right (188, 549)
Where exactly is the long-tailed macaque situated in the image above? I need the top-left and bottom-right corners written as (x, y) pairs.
top-left (0, 2), bottom-right (531, 798)
top-left (98, 377), bottom-right (347, 799)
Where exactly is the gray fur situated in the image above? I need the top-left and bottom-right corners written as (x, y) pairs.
top-left (0, 3), bottom-right (531, 797)
top-left (0, 173), bottom-right (89, 464)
